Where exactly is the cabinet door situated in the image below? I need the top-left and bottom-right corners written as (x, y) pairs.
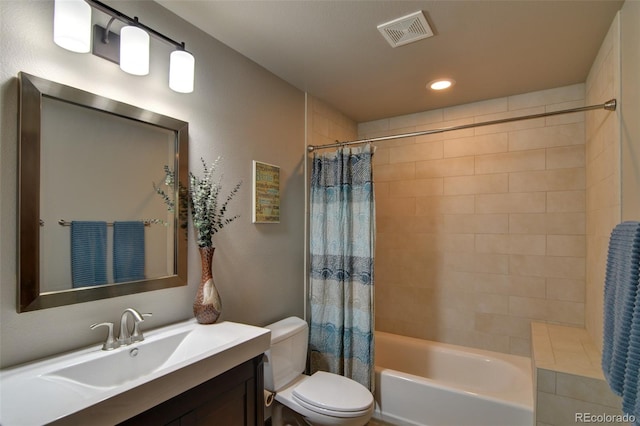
top-left (191, 380), bottom-right (247, 424)
top-left (120, 355), bottom-right (264, 426)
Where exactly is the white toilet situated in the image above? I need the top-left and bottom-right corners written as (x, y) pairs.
top-left (264, 316), bottom-right (374, 426)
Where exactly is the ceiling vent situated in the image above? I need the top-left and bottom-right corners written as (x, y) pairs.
top-left (377, 11), bottom-right (433, 48)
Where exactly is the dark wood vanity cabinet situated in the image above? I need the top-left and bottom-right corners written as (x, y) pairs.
top-left (120, 355), bottom-right (264, 426)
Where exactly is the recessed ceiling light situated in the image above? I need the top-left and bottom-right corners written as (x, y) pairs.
top-left (428, 79), bottom-right (455, 91)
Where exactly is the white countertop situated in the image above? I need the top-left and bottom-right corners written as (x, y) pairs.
top-left (0, 319), bottom-right (270, 426)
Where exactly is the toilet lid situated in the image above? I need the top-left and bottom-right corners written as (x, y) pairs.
top-left (292, 372), bottom-right (373, 414)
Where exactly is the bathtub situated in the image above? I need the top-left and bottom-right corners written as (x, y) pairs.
top-left (373, 331), bottom-right (534, 426)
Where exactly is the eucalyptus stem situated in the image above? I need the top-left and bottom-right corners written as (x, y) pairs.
top-left (154, 156), bottom-right (242, 247)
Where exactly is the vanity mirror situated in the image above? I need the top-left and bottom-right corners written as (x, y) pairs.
top-left (18, 72), bottom-right (188, 312)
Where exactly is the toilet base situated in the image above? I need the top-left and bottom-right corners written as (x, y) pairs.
top-left (271, 401), bottom-right (309, 426)
top-left (270, 399), bottom-right (372, 426)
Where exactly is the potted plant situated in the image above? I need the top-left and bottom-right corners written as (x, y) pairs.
top-left (155, 157), bottom-right (241, 324)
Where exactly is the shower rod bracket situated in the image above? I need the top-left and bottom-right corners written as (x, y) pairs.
top-left (604, 99), bottom-right (617, 111)
top-left (307, 98), bottom-right (617, 152)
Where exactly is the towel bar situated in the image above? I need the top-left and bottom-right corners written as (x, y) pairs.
top-left (38, 219), bottom-right (153, 227)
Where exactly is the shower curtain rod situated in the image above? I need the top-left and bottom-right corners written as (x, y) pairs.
top-left (307, 99), bottom-right (617, 152)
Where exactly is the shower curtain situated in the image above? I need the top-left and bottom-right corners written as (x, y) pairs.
top-left (308, 144), bottom-right (375, 391)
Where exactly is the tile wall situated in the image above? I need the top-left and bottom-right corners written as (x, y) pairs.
top-left (306, 95), bottom-right (358, 149)
top-left (531, 322), bottom-right (625, 426)
top-left (585, 12), bottom-right (621, 354)
top-left (359, 84), bottom-right (588, 356)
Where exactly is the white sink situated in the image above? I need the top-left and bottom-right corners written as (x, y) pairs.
top-left (0, 319), bottom-right (270, 425)
top-left (44, 329), bottom-right (192, 389)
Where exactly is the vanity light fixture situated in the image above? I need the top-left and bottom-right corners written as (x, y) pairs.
top-left (53, 0), bottom-right (195, 93)
top-left (428, 79), bottom-right (455, 91)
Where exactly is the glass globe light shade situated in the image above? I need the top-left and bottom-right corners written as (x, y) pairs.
top-left (120, 26), bottom-right (150, 76)
top-left (169, 50), bottom-right (195, 93)
top-left (53, 0), bottom-right (92, 53)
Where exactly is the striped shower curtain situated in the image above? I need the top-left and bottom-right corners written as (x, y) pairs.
top-left (308, 144), bottom-right (375, 391)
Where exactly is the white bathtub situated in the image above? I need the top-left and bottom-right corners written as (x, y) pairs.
top-left (373, 331), bottom-right (534, 426)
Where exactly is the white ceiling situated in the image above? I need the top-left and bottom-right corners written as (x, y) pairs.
top-left (156, 0), bottom-right (624, 122)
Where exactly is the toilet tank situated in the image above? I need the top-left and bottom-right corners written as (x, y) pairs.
top-left (263, 316), bottom-right (308, 392)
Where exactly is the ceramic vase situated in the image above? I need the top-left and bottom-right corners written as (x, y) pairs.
top-left (194, 246), bottom-right (222, 324)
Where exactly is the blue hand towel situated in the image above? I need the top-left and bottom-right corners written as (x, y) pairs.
top-left (71, 221), bottom-right (107, 288)
top-left (602, 221), bottom-right (640, 421)
top-left (113, 221), bottom-right (145, 283)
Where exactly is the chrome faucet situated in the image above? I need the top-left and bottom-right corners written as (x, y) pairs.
top-left (131, 311), bottom-right (152, 343)
top-left (91, 308), bottom-right (152, 350)
top-left (90, 322), bottom-right (119, 351)
top-left (118, 308), bottom-right (152, 346)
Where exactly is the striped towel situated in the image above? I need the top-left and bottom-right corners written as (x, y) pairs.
top-left (113, 221), bottom-right (145, 283)
top-left (602, 221), bottom-right (640, 421)
top-left (71, 221), bottom-right (107, 287)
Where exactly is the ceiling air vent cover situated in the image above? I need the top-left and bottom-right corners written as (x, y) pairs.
top-left (377, 11), bottom-right (433, 48)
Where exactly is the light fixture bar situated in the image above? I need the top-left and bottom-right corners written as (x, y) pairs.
top-left (86, 0), bottom-right (186, 50)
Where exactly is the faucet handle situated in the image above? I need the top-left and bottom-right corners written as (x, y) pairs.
top-left (131, 313), bottom-right (152, 343)
top-left (90, 322), bottom-right (119, 351)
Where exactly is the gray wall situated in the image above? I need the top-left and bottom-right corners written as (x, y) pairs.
top-left (0, 0), bottom-right (306, 368)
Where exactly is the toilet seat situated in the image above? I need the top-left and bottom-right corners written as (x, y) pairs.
top-left (291, 372), bottom-right (373, 418)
